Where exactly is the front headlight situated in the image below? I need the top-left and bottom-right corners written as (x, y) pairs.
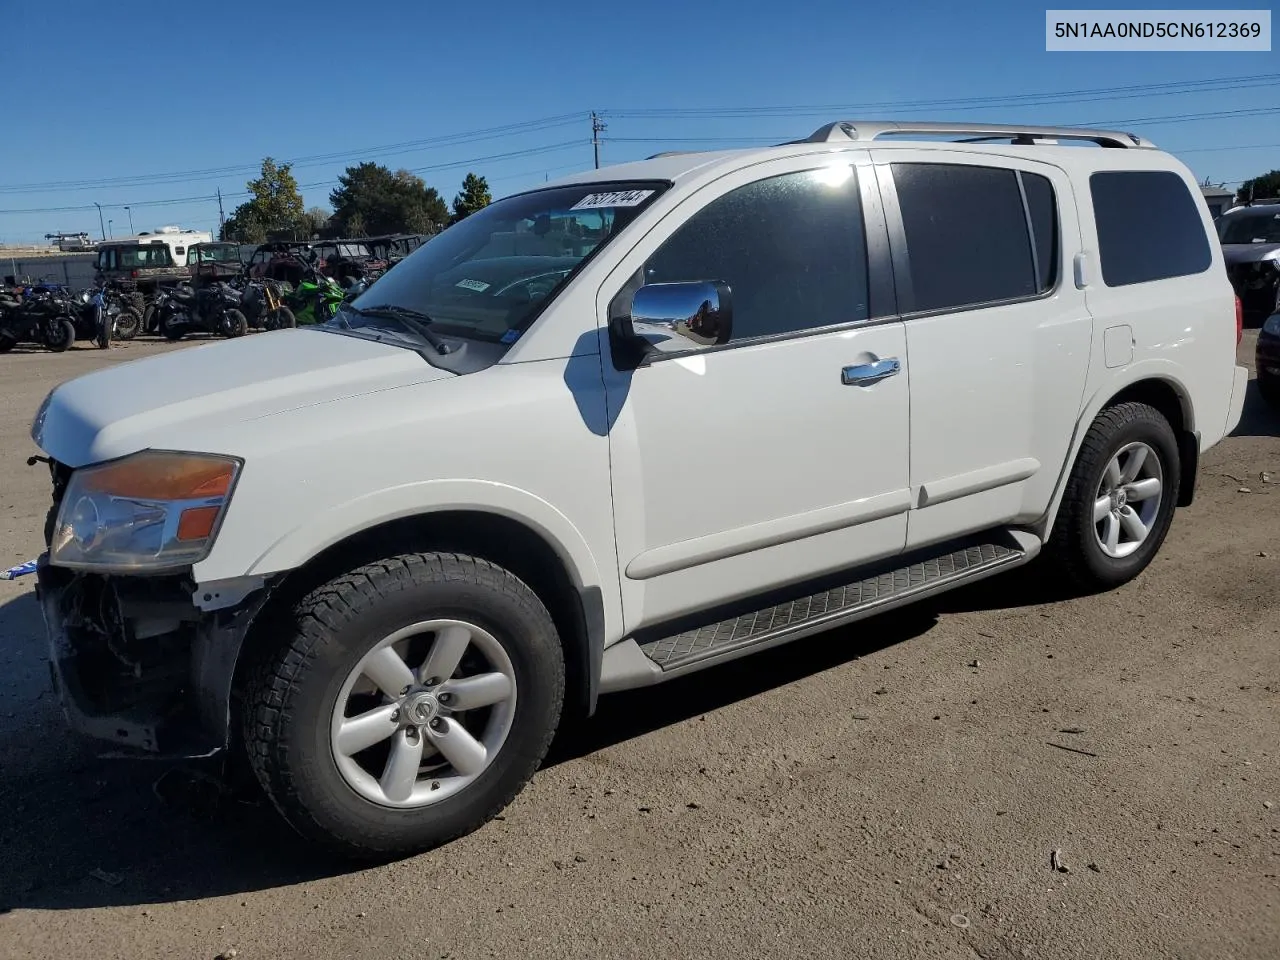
top-left (1264, 314), bottom-right (1280, 337)
top-left (49, 451), bottom-right (242, 571)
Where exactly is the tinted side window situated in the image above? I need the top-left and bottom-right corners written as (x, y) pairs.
top-left (893, 163), bottom-right (1037, 312)
top-left (642, 167), bottom-right (869, 341)
top-left (1023, 172), bottom-right (1059, 293)
top-left (1090, 171), bottom-right (1212, 286)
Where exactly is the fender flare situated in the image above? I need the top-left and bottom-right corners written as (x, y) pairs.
top-left (1035, 361), bottom-right (1196, 540)
top-left (244, 478), bottom-right (607, 596)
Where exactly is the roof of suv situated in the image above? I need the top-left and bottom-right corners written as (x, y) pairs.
top-left (543, 119), bottom-right (1163, 191)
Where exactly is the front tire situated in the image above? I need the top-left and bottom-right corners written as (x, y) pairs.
top-left (222, 308), bottom-right (248, 338)
top-left (115, 308), bottom-right (141, 341)
top-left (242, 553), bottom-right (565, 861)
top-left (1045, 401), bottom-right (1180, 591)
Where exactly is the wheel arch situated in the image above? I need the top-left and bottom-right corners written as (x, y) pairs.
top-left (1037, 369), bottom-right (1199, 540)
top-left (232, 506), bottom-right (607, 724)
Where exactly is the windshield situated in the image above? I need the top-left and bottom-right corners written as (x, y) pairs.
top-left (117, 245), bottom-right (173, 268)
top-left (326, 182), bottom-right (665, 344)
top-left (188, 244), bottom-right (242, 265)
top-left (1218, 210), bottom-right (1280, 244)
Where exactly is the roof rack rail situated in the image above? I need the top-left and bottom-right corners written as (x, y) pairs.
top-left (798, 120), bottom-right (1156, 150)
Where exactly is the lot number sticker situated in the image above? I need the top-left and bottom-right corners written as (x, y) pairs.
top-left (455, 279), bottom-right (490, 292)
top-left (570, 190), bottom-right (654, 210)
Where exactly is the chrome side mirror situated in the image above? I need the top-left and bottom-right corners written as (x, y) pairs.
top-left (626, 281), bottom-right (733, 354)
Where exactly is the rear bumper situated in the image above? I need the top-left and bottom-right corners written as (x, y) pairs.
top-left (1225, 364), bottom-right (1249, 436)
top-left (36, 558), bottom-right (269, 759)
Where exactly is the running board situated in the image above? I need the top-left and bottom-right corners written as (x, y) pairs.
top-left (599, 531), bottom-right (1040, 693)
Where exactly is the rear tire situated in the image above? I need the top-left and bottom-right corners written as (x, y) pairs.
top-left (1044, 401), bottom-right (1179, 592)
top-left (241, 553), bottom-right (565, 862)
top-left (45, 320), bottom-right (76, 352)
top-left (161, 313), bottom-right (186, 341)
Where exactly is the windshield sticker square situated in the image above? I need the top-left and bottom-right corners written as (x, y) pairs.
top-left (570, 190), bottom-right (654, 210)
top-left (455, 278), bottom-right (490, 292)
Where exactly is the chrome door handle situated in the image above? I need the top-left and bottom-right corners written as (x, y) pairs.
top-left (841, 357), bottom-right (901, 386)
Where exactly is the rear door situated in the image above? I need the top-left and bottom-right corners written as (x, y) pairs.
top-left (872, 150), bottom-right (1093, 549)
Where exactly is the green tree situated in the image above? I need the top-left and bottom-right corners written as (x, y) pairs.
top-left (1236, 170), bottom-right (1280, 203)
top-left (452, 172), bottom-right (492, 222)
top-left (220, 157), bottom-right (305, 241)
top-left (329, 163), bottom-right (449, 236)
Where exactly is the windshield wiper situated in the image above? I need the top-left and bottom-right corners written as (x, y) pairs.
top-left (345, 303), bottom-right (452, 355)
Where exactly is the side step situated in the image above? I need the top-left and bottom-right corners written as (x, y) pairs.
top-left (599, 531), bottom-right (1040, 693)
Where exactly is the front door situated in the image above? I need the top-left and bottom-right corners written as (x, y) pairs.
top-left (599, 155), bottom-right (913, 630)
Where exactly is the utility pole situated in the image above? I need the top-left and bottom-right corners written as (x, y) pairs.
top-left (591, 111), bottom-right (607, 169)
top-left (216, 188), bottom-right (225, 234)
top-left (93, 202), bottom-right (105, 242)
top-left (124, 205), bottom-right (134, 234)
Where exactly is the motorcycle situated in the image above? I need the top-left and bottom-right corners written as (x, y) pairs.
top-left (154, 282), bottom-right (249, 341)
top-left (286, 268), bottom-right (345, 325)
top-left (78, 281), bottom-right (142, 348)
top-left (0, 288), bottom-right (77, 353)
top-left (239, 278), bottom-right (297, 331)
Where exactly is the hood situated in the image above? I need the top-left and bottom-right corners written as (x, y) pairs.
top-left (32, 328), bottom-right (451, 467)
top-left (1221, 242), bottom-right (1280, 265)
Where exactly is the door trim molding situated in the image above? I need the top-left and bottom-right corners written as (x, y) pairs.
top-left (916, 457), bottom-right (1040, 508)
top-left (625, 487), bottom-right (912, 580)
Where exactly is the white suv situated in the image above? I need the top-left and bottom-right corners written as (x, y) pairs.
top-left (30, 121), bottom-right (1248, 859)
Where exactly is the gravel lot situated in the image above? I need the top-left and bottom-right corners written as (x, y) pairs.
top-left (1, 333), bottom-right (1277, 960)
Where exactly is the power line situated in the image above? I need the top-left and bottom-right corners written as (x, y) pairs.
top-left (0, 141), bottom-right (590, 216)
top-left (0, 113), bottom-right (586, 195)
top-left (603, 74), bottom-right (1280, 119)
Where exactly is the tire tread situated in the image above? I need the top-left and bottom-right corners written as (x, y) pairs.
top-left (242, 551), bottom-right (563, 860)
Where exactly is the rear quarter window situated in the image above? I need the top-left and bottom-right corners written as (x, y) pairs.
top-left (1090, 171), bottom-right (1212, 287)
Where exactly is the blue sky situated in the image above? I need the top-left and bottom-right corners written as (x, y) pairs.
top-left (1, 0), bottom-right (1277, 242)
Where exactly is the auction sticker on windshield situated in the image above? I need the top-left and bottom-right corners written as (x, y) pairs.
top-left (455, 279), bottom-right (490, 292)
top-left (570, 190), bottom-right (655, 210)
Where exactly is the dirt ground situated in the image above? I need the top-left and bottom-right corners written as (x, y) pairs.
top-left (1, 333), bottom-right (1277, 960)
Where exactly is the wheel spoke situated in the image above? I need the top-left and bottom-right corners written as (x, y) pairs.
top-left (1104, 457), bottom-right (1122, 491)
top-left (1120, 446), bottom-right (1148, 484)
top-left (1093, 495), bottom-right (1113, 524)
top-left (380, 730), bottom-right (425, 802)
top-left (1125, 477), bottom-right (1161, 502)
top-left (420, 625), bottom-right (471, 683)
top-left (1118, 506), bottom-right (1148, 543)
top-left (362, 646), bottom-right (416, 698)
top-left (336, 703), bottom-right (399, 756)
top-left (444, 672), bottom-right (513, 711)
top-left (1103, 513), bottom-right (1121, 553)
top-left (427, 718), bottom-right (487, 776)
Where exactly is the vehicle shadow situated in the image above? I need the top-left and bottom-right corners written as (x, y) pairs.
top-left (0, 587), bottom-right (947, 912)
top-left (1231, 379), bottom-right (1280, 439)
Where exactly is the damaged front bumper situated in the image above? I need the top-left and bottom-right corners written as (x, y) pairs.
top-left (36, 557), bottom-right (270, 759)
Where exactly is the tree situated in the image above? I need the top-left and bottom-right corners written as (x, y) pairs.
top-left (452, 172), bottom-right (492, 222)
top-left (1237, 170), bottom-right (1280, 202)
top-left (299, 206), bottom-right (332, 239)
top-left (329, 163), bottom-right (449, 236)
top-left (220, 157), bottom-right (305, 241)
